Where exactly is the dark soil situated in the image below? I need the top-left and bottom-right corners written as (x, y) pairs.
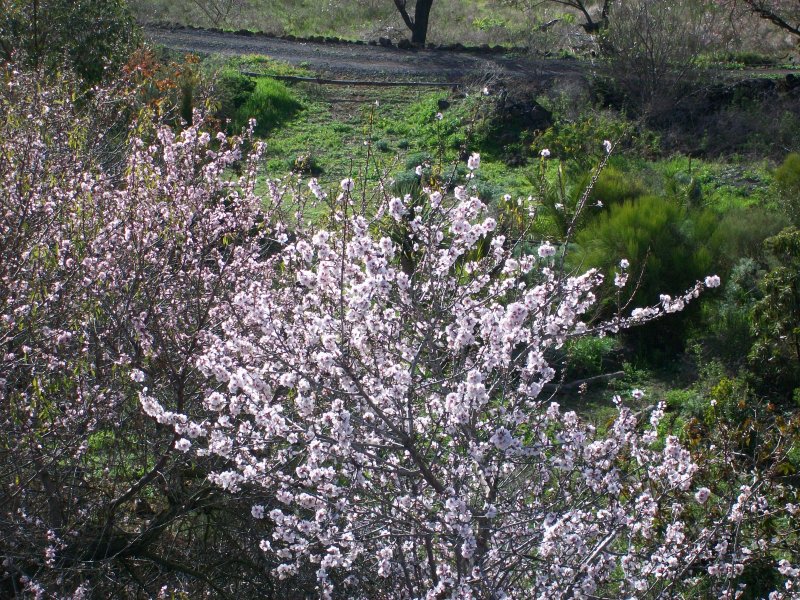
top-left (144, 24), bottom-right (586, 83)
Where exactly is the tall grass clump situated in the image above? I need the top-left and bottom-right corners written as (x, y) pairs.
top-left (574, 196), bottom-right (714, 306)
top-left (234, 77), bottom-right (302, 136)
top-left (774, 152), bottom-right (800, 225)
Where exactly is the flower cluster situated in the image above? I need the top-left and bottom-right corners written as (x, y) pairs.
top-left (137, 150), bottom-right (787, 598)
top-left (4, 68), bottom-right (797, 600)
top-left (0, 69), bottom-right (278, 597)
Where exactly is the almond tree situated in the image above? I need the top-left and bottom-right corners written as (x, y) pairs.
top-left (0, 69), bottom-right (284, 597)
top-left (3, 66), bottom-right (799, 599)
top-left (143, 151), bottom-right (800, 598)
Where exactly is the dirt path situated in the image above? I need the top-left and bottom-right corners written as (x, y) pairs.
top-left (144, 24), bottom-right (587, 83)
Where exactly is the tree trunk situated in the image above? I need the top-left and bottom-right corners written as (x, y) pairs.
top-left (411, 0), bottom-right (433, 45)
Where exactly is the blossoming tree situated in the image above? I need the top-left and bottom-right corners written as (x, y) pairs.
top-left (1, 70), bottom-right (280, 597)
top-left (2, 65), bottom-right (799, 599)
top-left (141, 148), bottom-right (799, 597)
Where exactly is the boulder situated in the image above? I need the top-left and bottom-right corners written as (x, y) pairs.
top-left (496, 93), bottom-right (553, 132)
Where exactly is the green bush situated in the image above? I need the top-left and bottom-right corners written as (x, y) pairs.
top-left (213, 68), bottom-right (256, 127)
top-left (708, 207), bottom-right (787, 271)
top-left (664, 388), bottom-right (703, 414)
top-left (404, 151), bottom-right (432, 171)
top-left (390, 170), bottom-right (423, 198)
top-left (0, 0), bottom-right (139, 84)
top-left (572, 196), bottom-right (717, 351)
top-left (696, 258), bottom-right (761, 368)
top-left (586, 165), bottom-right (647, 207)
top-left (573, 196), bottom-right (714, 306)
top-left (533, 114), bottom-right (632, 170)
top-left (564, 336), bottom-right (621, 379)
top-left (534, 164), bottom-right (647, 239)
top-left (750, 227), bottom-right (800, 395)
top-left (471, 179), bottom-right (503, 203)
top-left (233, 77), bottom-right (302, 136)
top-left (774, 152), bottom-right (800, 225)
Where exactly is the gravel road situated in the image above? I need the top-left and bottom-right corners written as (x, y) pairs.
top-left (144, 24), bottom-right (587, 83)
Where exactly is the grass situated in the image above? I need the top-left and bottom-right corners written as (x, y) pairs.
top-left (224, 53), bottom-right (314, 78)
top-left (234, 77), bottom-right (303, 135)
top-left (203, 53), bottom-right (787, 308)
top-left (609, 155), bottom-right (777, 213)
top-left (132, 0), bottom-right (567, 46)
top-left (248, 73), bottom-right (495, 188)
top-left (182, 50), bottom-right (796, 452)
top-left (225, 55), bottom-right (785, 223)
top-left (694, 49), bottom-right (800, 70)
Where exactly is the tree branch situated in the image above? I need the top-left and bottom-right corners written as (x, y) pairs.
top-left (393, 0), bottom-right (416, 31)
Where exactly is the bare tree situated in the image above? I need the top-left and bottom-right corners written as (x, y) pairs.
top-left (736, 0), bottom-right (800, 37)
top-left (505, 0), bottom-right (615, 32)
top-left (541, 0), bottom-right (614, 32)
top-left (188, 0), bottom-right (244, 27)
top-left (601, 0), bottom-right (706, 113)
top-left (392, 0), bottom-right (435, 44)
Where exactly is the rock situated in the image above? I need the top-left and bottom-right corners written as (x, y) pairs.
top-left (496, 93), bottom-right (553, 132)
top-left (378, 37), bottom-right (394, 48)
top-left (437, 99), bottom-right (450, 110)
top-left (398, 39), bottom-right (413, 50)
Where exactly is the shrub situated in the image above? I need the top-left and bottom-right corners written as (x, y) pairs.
top-left (600, 0), bottom-right (705, 115)
top-left (750, 227), bottom-right (800, 395)
top-left (213, 68), bottom-right (256, 127)
top-left (572, 195), bottom-right (719, 352)
top-left (4, 67), bottom-right (800, 600)
top-left (708, 207), bottom-right (788, 271)
top-left (774, 152), bottom-right (800, 225)
top-left (0, 0), bottom-right (139, 84)
top-left (470, 178), bottom-right (504, 203)
top-left (664, 388), bottom-right (704, 414)
top-left (390, 169), bottom-right (424, 196)
top-left (573, 195), bottom-right (714, 308)
top-left (696, 258), bottom-right (761, 368)
top-left (532, 113), bottom-right (633, 170)
top-left (564, 335), bottom-right (621, 379)
top-left (234, 76), bottom-right (302, 136)
top-left (586, 164), bottom-right (647, 207)
top-left (404, 150), bottom-right (433, 171)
